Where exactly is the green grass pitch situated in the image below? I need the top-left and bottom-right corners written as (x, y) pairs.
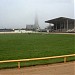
top-left (0, 33), bottom-right (75, 68)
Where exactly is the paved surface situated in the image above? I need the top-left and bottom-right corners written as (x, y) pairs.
top-left (0, 61), bottom-right (75, 75)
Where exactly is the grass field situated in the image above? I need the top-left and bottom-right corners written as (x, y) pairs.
top-left (0, 33), bottom-right (75, 68)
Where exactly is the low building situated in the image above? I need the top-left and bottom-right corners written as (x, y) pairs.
top-left (45, 17), bottom-right (75, 32)
top-left (26, 25), bottom-right (34, 30)
top-left (0, 29), bottom-right (14, 32)
top-left (14, 29), bottom-right (34, 33)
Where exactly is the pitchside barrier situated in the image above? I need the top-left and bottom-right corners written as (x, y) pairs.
top-left (0, 54), bottom-right (75, 69)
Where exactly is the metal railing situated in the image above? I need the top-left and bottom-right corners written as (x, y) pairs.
top-left (0, 54), bottom-right (75, 69)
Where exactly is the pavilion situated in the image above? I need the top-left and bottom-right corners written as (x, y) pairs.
top-left (45, 17), bottom-right (75, 32)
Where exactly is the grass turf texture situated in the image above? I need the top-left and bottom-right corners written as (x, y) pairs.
top-left (0, 33), bottom-right (75, 68)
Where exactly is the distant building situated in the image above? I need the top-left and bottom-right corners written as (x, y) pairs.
top-left (26, 25), bottom-right (34, 30)
top-left (45, 17), bottom-right (75, 32)
top-left (14, 29), bottom-right (33, 33)
top-left (26, 13), bottom-right (40, 31)
top-left (0, 29), bottom-right (14, 32)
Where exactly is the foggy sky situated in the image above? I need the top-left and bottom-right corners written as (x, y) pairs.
top-left (0, 0), bottom-right (74, 29)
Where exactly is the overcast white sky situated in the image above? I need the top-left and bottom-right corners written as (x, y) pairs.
top-left (0, 0), bottom-right (74, 29)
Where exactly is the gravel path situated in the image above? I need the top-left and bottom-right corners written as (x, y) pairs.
top-left (0, 61), bottom-right (75, 75)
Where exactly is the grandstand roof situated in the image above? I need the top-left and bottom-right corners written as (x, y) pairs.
top-left (45, 17), bottom-right (75, 24)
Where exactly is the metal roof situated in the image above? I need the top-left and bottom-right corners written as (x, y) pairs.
top-left (45, 17), bottom-right (75, 24)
